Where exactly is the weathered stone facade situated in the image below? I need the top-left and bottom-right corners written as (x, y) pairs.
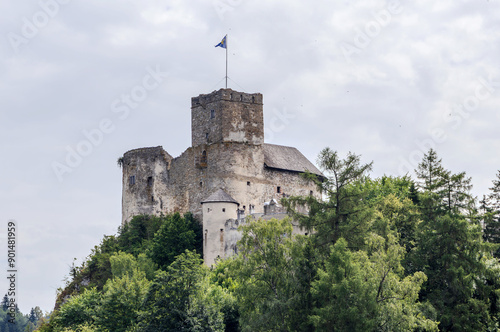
top-left (120, 88), bottom-right (323, 264)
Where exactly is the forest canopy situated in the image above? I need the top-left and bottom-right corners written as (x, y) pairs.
top-left (39, 148), bottom-right (500, 332)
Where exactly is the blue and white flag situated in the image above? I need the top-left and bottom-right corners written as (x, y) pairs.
top-left (215, 35), bottom-right (227, 49)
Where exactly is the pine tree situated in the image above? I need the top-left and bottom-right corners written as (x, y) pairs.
top-left (284, 148), bottom-right (373, 249)
top-left (415, 149), bottom-right (474, 219)
top-left (484, 171), bottom-right (500, 257)
top-left (408, 181), bottom-right (420, 205)
top-left (1, 294), bottom-right (8, 311)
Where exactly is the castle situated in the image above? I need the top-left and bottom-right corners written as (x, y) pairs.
top-left (120, 88), bottom-right (323, 265)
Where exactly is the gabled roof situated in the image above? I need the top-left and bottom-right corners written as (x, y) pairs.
top-left (201, 189), bottom-right (239, 205)
top-left (263, 143), bottom-right (323, 176)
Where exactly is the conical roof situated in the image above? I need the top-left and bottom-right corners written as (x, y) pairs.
top-left (201, 189), bottom-right (239, 205)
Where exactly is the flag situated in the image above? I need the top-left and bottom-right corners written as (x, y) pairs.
top-left (215, 35), bottom-right (227, 49)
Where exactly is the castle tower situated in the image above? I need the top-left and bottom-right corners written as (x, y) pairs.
top-left (120, 88), bottom-right (323, 228)
top-left (191, 88), bottom-right (264, 147)
top-left (121, 146), bottom-right (172, 225)
top-left (201, 189), bottom-right (239, 266)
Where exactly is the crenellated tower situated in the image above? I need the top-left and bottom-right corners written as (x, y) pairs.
top-left (191, 89), bottom-right (263, 147)
top-left (121, 88), bottom-right (322, 231)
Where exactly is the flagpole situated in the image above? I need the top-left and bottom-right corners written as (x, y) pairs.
top-left (225, 34), bottom-right (228, 89)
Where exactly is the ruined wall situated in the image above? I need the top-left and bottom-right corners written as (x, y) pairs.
top-left (121, 143), bottom-right (320, 224)
top-left (121, 146), bottom-right (172, 224)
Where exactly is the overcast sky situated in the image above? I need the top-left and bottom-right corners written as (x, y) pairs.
top-left (1, 0), bottom-right (500, 313)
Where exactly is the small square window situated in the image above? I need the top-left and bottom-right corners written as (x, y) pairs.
top-left (247, 181), bottom-right (251, 186)
top-left (222, 208), bottom-right (226, 212)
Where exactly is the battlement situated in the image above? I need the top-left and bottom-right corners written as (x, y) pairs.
top-left (191, 88), bottom-right (263, 108)
top-left (191, 88), bottom-right (264, 147)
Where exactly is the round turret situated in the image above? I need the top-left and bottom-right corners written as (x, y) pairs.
top-left (201, 189), bottom-right (239, 266)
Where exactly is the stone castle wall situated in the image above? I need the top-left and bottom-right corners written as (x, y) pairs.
top-left (121, 88), bottom-right (320, 226)
top-left (191, 89), bottom-right (264, 147)
top-left (122, 141), bottom-right (320, 224)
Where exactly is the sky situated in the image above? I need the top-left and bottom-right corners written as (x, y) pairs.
top-left (1, 0), bottom-right (500, 314)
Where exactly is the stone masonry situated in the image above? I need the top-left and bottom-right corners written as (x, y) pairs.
top-left (120, 88), bottom-right (323, 264)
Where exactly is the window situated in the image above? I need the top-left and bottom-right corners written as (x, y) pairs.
top-left (310, 190), bottom-right (313, 196)
top-left (205, 133), bottom-right (209, 139)
top-left (247, 181), bottom-right (251, 186)
top-left (151, 196), bottom-right (154, 202)
top-left (201, 150), bottom-right (207, 164)
top-left (210, 109), bottom-right (215, 118)
top-left (200, 181), bottom-right (203, 187)
top-left (129, 175), bottom-right (135, 185)
top-left (222, 208), bottom-right (226, 212)
top-left (147, 176), bottom-right (153, 186)
top-left (239, 94), bottom-right (243, 101)
top-left (277, 186), bottom-right (281, 194)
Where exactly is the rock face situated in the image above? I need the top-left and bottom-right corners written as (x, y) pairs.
top-left (120, 88), bottom-right (323, 264)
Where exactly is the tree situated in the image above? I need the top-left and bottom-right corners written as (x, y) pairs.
top-left (415, 149), bottom-right (474, 219)
top-left (1, 295), bottom-right (8, 311)
top-left (149, 213), bottom-right (198, 269)
top-left (139, 250), bottom-right (229, 331)
top-left (413, 214), bottom-right (500, 330)
top-left (51, 288), bottom-right (101, 331)
top-left (109, 251), bottom-right (157, 281)
top-left (484, 171), bottom-right (500, 257)
top-left (285, 148), bottom-right (373, 249)
top-left (310, 236), bottom-right (438, 332)
top-left (228, 217), bottom-right (318, 332)
top-left (118, 215), bottom-right (163, 256)
top-left (411, 151), bottom-right (500, 330)
top-left (95, 270), bottom-right (150, 332)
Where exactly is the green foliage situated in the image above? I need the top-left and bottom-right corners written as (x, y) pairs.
top-left (285, 148), bottom-right (374, 250)
top-left (45, 147), bottom-right (500, 332)
top-left (415, 149), bottom-right (474, 218)
top-left (0, 301), bottom-right (30, 332)
top-left (410, 150), bottom-right (500, 330)
top-left (483, 171), bottom-right (500, 258)
top-left (95, 270), bottom-right (150, 332)
top-left (109, 251), bottom-right (157, 280)
top-left (410, 213), bottom-right (499, 330)
top-left (149, 213), bottom-right (199, 269)
top-left (84, 235), bottom-right (119, 290)
top-left (139, 250), bottom-right (232, 331)
top-left (118, 215), bottom-right (163, 256)
top-left (51, 288), bottom-right (100, 331)
top-left (227, 217), bottom-right (317, 331)
top-left (310, 236), bottom-right (437, 331)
